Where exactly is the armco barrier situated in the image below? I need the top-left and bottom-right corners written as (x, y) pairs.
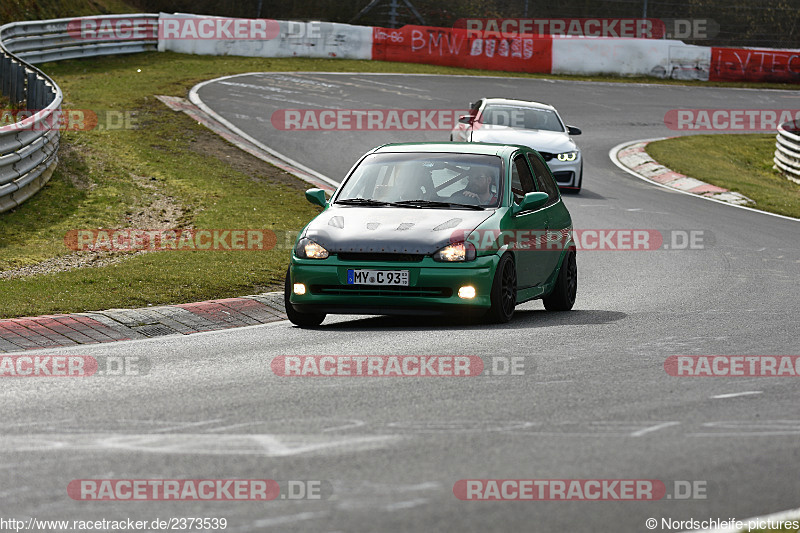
top-left (0, 14), bottom-right (157, 213)
top-left (774, 120), bottom-right (800, 184)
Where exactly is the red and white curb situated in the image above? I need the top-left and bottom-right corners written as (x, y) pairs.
top-left (0, 292), bottom-right (286, 353)
top-left (613, 140), bottom-right (754, 206)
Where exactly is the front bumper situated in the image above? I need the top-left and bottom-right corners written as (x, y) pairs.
top-left (546, 156), bottom-right (582, 188)
top-left (289, 254), bottom-right (498, 316)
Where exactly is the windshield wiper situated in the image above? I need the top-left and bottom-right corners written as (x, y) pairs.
top-left (392, 200), bottom-right (485, 210)
top-left (336, 198), bottom-right (390, 206)
top-left (446, 202), bottom-right (487, 210)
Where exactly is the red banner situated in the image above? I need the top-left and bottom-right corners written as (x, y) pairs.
top-left (372, 25), bottom-right (552, 74)
top-left (710, 47), bottom-right (800, 83)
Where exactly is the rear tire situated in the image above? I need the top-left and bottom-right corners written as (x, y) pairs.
top-left (284, 267), bottom-right (325, 327)
top-left (486, 254), bottom-right (516, 323)
top-left (543, 249), bottom-right (577, 311)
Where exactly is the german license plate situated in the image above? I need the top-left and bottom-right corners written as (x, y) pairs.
top-left (347, 269), bottom-right (409, 286)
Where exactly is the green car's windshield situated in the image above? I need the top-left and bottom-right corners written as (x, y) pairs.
top-left (336, 152), bottom-right (503, 208)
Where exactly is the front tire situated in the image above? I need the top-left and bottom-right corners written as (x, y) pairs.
top-left (284, 267), bottom-right (325, 327)
top-left (543, 249), bottom-right (577, 311)
top-left (486, 254), bottom-right (517, 323)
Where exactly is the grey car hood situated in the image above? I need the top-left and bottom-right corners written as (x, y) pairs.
top-left (304, 206), bottom-right (493, 254)
top-left (471, 126), bottom-right (576, 153)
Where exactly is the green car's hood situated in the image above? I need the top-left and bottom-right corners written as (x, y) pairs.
top-left (304, 206), bottom-right (494, 254)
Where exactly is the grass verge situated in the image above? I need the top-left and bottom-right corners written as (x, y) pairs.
top-left (646, 134), bottom-right (800, 218)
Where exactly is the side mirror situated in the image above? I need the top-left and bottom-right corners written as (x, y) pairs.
top-left (567, 125), bottom-right (582, 136)
top-left (458, 115), bottom-right (474, 125)
top-left (513, 191), bottom-right (549, 214)
top-left (305, 188), bottom-right (328, 208)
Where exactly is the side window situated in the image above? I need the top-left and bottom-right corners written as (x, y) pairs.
top-left (527, 153), bottom-right (559, 204)
top-left (470, 100), bottom-right (482, 116)
top-left (511, 155), bottom-right (535, 205)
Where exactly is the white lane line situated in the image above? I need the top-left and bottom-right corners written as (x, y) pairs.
top-left (204, 421), bottom-right (262, 433)
top-left (323, 419), bottom-right (366, 432)
top-left (691, 431), bottom-right (800, 437)
top-left (0, 433), bottom-right (398, 457)
top-left (630, 421), bottom-right (680, 437)
top-left (351, 77), bottom-right (431, 92)
top-left (150, 419), bottom-right (224, 433)
top-left (711, 391), bottom-right (763, 399)
top-left (251, 512), bottom-right (328, 528)
top-left (384, 498), bottom-right (429, 511)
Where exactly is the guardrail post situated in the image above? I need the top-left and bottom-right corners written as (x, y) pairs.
top-left (14, 64), bottom-right (25, 105)
top-left (44, 81), bottom-right (54, 107)
top-left (1, 56), bottom-right (11, 97)
top-left (26, 71), bottom-right (36, 110)
top-left (34, 77), bottom-right (41, 110)
top-left (38, 78), bottom-right (47, 109)
top-left (9, 63), bottom-right (18, 105)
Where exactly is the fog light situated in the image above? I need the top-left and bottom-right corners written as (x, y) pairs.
top-left (293, 283), bottom-right (306, 295)
top-left (458, 286), bottom-right (476, 299)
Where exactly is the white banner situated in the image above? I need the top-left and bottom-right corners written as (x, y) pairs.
top-left (158, 13), bottom-right (372, 60)
top-left (552, 37), bottom-right (711, 80)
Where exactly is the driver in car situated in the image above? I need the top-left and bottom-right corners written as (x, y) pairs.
top-left (452, 169), bottom-right (498, 206)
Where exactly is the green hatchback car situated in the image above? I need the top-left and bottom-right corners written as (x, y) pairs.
top-left (285, 142), bottom-right (577, 327)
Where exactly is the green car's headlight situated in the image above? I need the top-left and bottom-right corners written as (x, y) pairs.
top-left (295, 237), bottom-right (329, 259)
top-left (433, 242), bottom-right (476, 262)
top-left (557, 151), bottom-right (578, 162)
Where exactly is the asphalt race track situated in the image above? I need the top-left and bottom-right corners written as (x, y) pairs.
top-left (4, 74), bottom-right (800, 532)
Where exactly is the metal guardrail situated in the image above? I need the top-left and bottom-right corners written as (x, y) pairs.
top-left (0, 14), bottom-right (158, 213)
top-left (774, 120), bottom-right (800, 185)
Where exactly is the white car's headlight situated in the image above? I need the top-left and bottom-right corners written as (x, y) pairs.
top-left (557, 151), bottom-right (579, 162)
top-left (433, 242), bottom-right (476, 262)
top-left (295, 237), bottom-right (329, 259)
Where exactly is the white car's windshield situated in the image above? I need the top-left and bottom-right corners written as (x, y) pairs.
top-left (478, 105), bottom-right (564, 132)
top-left (336, 152), bottom-right (503, 208)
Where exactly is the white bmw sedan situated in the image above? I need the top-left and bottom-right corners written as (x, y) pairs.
top-left (451, 98), bottom-right (583, 192)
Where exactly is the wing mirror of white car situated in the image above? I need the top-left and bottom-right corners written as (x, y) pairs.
top-left (458, 115), bottom-right (474, 125)
top-left (567, 125), bottom-right (582, 135)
